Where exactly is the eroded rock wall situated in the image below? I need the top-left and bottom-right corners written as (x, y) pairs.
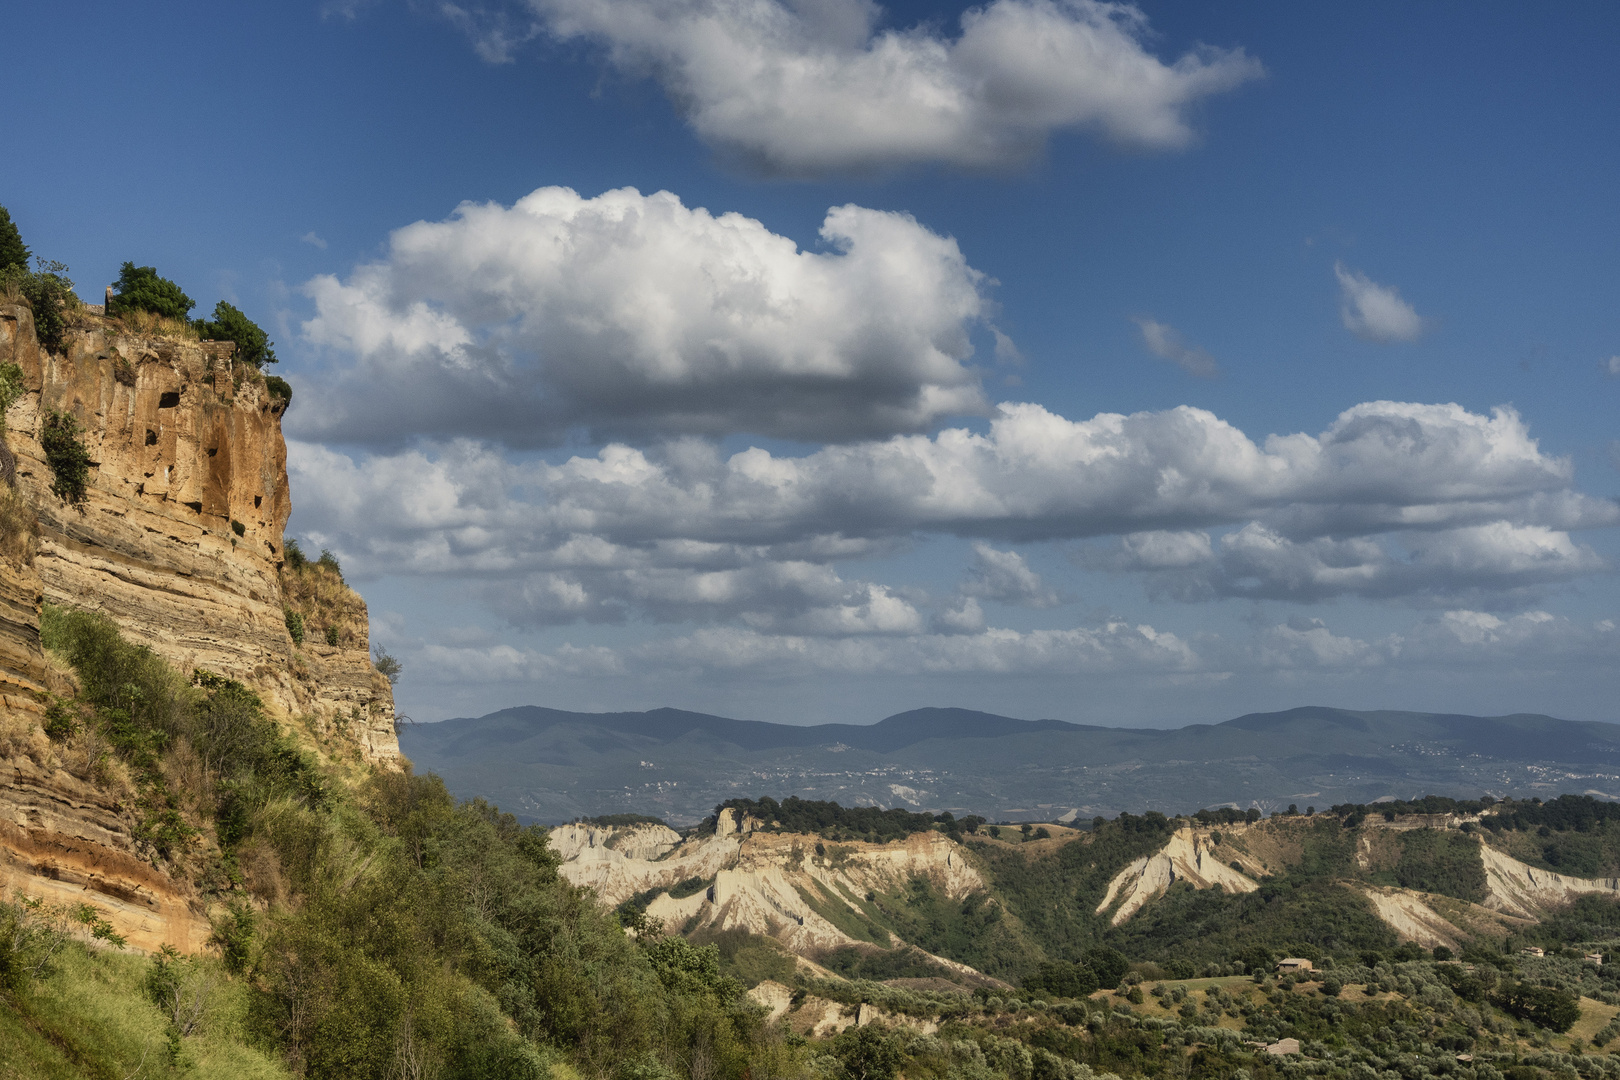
top-left (0, 304), bottom-right (398, 953)
top-left (0, 303), bottom-right (398, 761)
top-left (554, 818), bottom-right (999, 982)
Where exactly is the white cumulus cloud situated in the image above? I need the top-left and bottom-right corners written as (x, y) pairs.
top-left (1335, 262), bottom-right (1426, 344)
top-left (294, 186), bottom-right (992, 445)
top-left (453, 0), bottom-right (1261, 174)
top-left (288, 397), bottom-right (1615, 634)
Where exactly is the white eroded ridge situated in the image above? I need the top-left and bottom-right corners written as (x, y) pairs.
top-left (1477, 841), bottom-right (1620, 919)
top-left (553, 811), bottom-right (992, 973)
top-left (1096, 828), bottom-right (1258, 926)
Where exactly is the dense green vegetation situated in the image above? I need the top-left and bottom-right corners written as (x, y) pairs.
top-left (0, 205), bottom-right (29, 271)
top-left (1, 259), bottom-right (78, 352)
top-left (0, 205), bottom-right (77, 351)
top-left (16, 609), bottom-right (809, 1080)
top-left (713, 796), bottom-right (963, 843)
top-left (23, 601), bottom-right (1620, 1080)
top-left (39, 410), bottom-right (91, 505)
top-left (1378, 827), bottom-right (1489, 902)
top-left (107, 262), bottom-right (195, 321)
top-left (582, 812), bottom-right (673, 828)
top-left (194, 300), bottom-right (278, 367)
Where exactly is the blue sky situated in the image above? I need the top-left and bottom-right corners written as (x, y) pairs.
top-left (8, 0), bottom-right (1619, 726)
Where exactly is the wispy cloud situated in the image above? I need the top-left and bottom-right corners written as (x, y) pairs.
top-left (441, 3), bottom-right (543, 63)
top-left (1133, 317), bottom-right (1220, 378)
top-left (300, 231), bottom-right (328, 250)
top-left (1334, 262), bottom-right (1425, 343)
top-left (319, 0), bottom-right (378, 20)
top-left (1606, 355), bottom-right (1620, 376)
top-left (443, 0), bottom-right (1261, 174)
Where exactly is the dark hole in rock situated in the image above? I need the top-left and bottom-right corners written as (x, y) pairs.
top-left (145, 430), bottom-right (157, 446)
top-left (254, 495), bottom-right (262, 508)
top-left (207, 447), bottom-right (218, 457)
top-left (183, 501), bottom-right (202, 513)
top-left (158, 391), bottom-right (180, 408)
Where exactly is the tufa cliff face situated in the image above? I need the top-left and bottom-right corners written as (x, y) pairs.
top-left (0, 302), bottom-right (398, 760)
top-left (0, 302), bottom-right (399, 954)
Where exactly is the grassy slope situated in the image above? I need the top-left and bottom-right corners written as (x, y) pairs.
top-left (0, 946), bottom-right (286, 1080)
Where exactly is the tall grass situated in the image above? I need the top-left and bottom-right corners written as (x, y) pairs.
top-left (1, 937), bottom-right (288, 1079)
top-left (118, 307), bottom-right (199, 341)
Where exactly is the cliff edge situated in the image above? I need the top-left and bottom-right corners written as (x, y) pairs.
top-left (0, 301), bottom-right (399, 954)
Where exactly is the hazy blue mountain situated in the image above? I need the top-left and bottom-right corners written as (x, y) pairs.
top-left (399, 704), bottom-right (1620, 825)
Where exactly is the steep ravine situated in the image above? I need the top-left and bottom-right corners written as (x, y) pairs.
top-left (0, 303), bottom-right (399, 952)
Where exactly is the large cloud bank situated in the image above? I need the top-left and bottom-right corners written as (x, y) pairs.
top-left (454, 0), bottom-right (1262, 173)
top-left (295, 187), bottom-right (991, 445)
top-left (291, 398), bottom-right (1614, 633)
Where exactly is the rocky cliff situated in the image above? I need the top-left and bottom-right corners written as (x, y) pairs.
top-left (1095, 828), bottom-right (1259, 925)
top-left (0, 302), bottom-right (399, 953)
top-left (553, 811), bottom-right (998, 982)
top-left (0, 302), bottom-right (398, 756)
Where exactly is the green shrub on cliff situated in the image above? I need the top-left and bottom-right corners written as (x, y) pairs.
top-left (107, 261), bottom-right (195, 320)
top-left (194, 300), bottom-right (278, 367)
top-left (1, 260), bottom-right (79, 353)
top-left (40, 409), bottom-right (91, 504)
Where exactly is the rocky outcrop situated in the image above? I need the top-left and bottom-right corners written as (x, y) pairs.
top-left (555, 819), bottom-right (997, 979)
top-left (550, 821), bottom-right (684, 866)
top-left (0, 752), bottom-right (211, 954)
top-left (0, 554), bottom-right (51, 722)
top-left (1477, 841), bottom-right (1620, 919)
top-left (745, 980), bottom-right (941, 1038)
top-left (1351, 886), bottom-right (1469, 950)
top-left (0, 303), bottom-right (398, 762)
top-left (0, 303), bottom-right (400, 955)
top-left (1096, 828), bottom-right (1258, 925)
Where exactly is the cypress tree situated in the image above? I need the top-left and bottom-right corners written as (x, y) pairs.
top-left (0, 206), bottom-right (29, 271)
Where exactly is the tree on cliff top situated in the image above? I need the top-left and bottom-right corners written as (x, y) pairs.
top-left (0, 206), bottom-right (29, 271)
top-left (107, 262), bottom-right (194, 320)
top-left (193, 300), bottom-right (277, 366)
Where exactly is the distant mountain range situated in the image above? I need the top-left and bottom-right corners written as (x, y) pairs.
top-left (399, 704), bottom-right (1620, 825)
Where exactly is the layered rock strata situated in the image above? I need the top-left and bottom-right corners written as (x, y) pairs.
top-left (0, 303), bottom-right (399, 954)
top-left (0, 303), bottom-right (398, 759)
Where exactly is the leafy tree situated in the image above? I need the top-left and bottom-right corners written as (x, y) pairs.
top-left (0, 205), bottom-right (29, 270)
top-left (107, 262), bottom-right (194, 320)
top-left (374, 643), bottom-right (402, 684)
top-left (831, 1025), bottom-right (905, 1080)
top-left (1024, 959), bottom-right (1099, 998)
top-left (1492, 979), bottom-right (1581, 1032)
top-left (193, 300), bottom-right (277, 366)
top-left (1086, 946), bottom-right (1130, 989)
